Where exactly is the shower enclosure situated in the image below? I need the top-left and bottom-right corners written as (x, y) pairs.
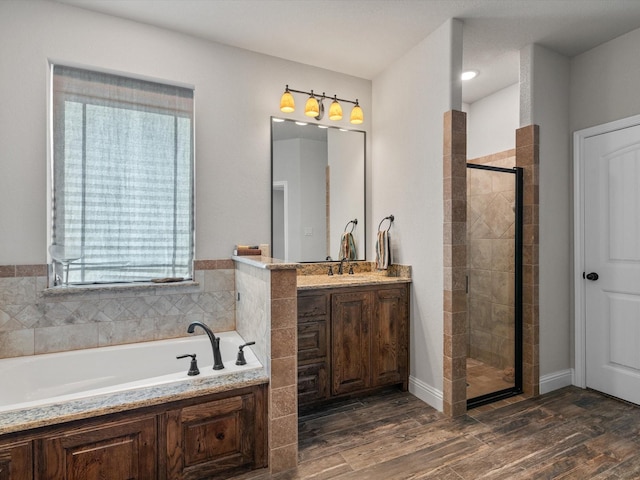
top-left (466, 163), bottom-right (523, 408)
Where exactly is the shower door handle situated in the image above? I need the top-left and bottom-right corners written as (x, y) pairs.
top-left (584, 272), bottom-right (599, 281)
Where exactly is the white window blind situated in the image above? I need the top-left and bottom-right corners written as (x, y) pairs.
top-left (51, 65), bottom-right (194, 284)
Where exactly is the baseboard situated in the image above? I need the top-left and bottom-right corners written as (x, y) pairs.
top-left (540, 369), bottom-right (573, 394)
top-left (409, 376), bottom-right (443, 411)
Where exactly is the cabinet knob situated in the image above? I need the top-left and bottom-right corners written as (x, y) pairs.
top-left (216, 432), bottom-right (225, 440)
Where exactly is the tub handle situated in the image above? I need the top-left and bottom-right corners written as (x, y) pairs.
top-left (176, 354), bottom-right (200, 376)
top-left (236, 342), bottom-right (256, 365)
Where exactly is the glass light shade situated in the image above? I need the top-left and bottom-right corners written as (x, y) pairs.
top-left (304, 95), bottom-right (320, 117)
top-left (350, 103), bottom-right (364, 124)
top-left (280, 90), bottom-right (295, 113)
top-left (329, 99), bottom-right (343, 121)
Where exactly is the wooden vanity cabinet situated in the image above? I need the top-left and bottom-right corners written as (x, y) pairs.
top-left (297, 283), bottom-right (409, 407)
top-left (0, 440), bottom-right (32, 480)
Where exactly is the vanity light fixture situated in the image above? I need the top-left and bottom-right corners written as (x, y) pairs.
top-left (279, 85), bottom-right (364, 124)
top-left (304, 90), bottom-right (320, 117)
top-left (279, 86), bottom-right (295, 113)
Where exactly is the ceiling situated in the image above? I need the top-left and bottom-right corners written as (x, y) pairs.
top-left (51, 0), bottom-right (640, 103)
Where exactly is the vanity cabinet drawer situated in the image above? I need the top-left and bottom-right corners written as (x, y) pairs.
top-left (297, 293), bottom-right (329, 319)
top-left (297, 362), bottom-right (329, 406)
top-left (298, 321), bottom-right (328, 362)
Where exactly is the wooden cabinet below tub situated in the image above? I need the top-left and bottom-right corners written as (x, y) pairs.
top-left (38, 415), bottom-right (157, 480)
top-left (0, 440), bottom-right (32, 480)
top-left (0, 384), bottom-right (267, 480)
top-left (297, 283), bottom-right (409, 407)
top-left (165, 390), bottom-right (265, 479)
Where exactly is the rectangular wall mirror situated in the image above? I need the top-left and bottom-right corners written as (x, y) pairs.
top-left (271, 117), bottom-right (366, 262)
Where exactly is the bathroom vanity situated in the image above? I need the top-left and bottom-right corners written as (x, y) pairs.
top-left (296, 270), bottom-right (410, 407)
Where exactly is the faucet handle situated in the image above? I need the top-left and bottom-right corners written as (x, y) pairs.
top-left (236, 341), bottom-right (256, 365)
top-left (177, 354), bottom-right (200, 376)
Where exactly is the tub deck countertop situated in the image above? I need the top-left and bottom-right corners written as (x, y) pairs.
top-left (0, 366), bottom-right (268, 436)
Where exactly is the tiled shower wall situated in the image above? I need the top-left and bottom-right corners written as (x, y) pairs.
top-left (467, 150), bottom-right (516, 370)
top-left (0, 261), bottom-right (236, 360)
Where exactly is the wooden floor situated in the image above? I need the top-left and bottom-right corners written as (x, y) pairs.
top-left (232, 386), bottom-right (640, 479)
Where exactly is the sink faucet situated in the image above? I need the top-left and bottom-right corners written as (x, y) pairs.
top-left (187, 321), bottom-right (224, 370)
top-left (338, 257), bottom-right (348, 275)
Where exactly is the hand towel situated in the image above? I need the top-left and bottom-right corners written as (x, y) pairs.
top-left (339, 232), bottom-right (357, 260)
top-left (376, 229), bottom-right (391, 270)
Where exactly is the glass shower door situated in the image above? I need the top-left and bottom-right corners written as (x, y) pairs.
top-left (466, 164), bottom-right (523, 408)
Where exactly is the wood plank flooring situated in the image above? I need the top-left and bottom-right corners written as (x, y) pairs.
top-left (231, 386), bottom-right (640, 479)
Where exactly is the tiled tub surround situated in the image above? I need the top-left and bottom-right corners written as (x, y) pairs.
top-left (0, 331), bottom-right (262, 416)
top-left (0, 261), bottom-right (235, 359)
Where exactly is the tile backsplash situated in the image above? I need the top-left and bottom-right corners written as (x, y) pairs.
top-left (0, 262), bottom-right (235, 359)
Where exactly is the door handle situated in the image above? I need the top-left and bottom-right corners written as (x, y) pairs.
top-left (584, 272), bottom-right (599, 281)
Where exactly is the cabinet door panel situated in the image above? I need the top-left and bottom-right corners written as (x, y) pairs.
top-left (166, 393), bottom-right (259, 480)
top-left (0, 442), bottom-right (32, 480)
top-left (297, 362), bottom-right (329, 405)
top-left (331, 291), bottom-right (372, 395)
top-left (372, 287), bottom-right (408, 387)
top-left (297, 293), bottom-right (328, 319)
top-left (298, 321), bottom-right (328, 362)
top-left (39, 416), bottom-right (156, 480)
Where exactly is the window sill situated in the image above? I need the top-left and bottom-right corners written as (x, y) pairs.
top-left (42, 280), bottom-right (199, 297)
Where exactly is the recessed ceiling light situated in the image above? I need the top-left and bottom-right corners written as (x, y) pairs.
top-left (295, 121), bottom-right (308, 126)
top-left (272, 118), bottom-right (285, 122)
top-left (318, 125), bottom-right (329, 129)
top-left (461, 70), bottom-right (479, 81)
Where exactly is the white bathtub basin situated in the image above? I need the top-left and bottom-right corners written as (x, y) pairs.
top-left (0, 331), bottom-right (261, 413)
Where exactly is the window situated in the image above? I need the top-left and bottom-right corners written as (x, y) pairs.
top-left (50, 65), bottom-right (194, 285)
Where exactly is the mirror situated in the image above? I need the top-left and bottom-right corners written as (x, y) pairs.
top-left (271, 117), bottom-right (365, 262)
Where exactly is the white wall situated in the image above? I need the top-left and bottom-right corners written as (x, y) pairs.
top-left (372, 19), bottom-right (463, 408)
top-left (0, 0), bottom-right (371, 264)
top-left (520, 44), bottom-right (572, 379)
top-left (571, 27), bottom-right (640, 132)
top-left (467, 83), bottom-right (519, 159)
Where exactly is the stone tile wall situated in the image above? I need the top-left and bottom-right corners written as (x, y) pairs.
top-left (516, 125), bottom-right (540, 397)
top-left (234, 260), bottom-right (298, 474)
top-left (0, 260), bottom-right (235, 359)
top-left (443, 110), bottom-right (468, 417)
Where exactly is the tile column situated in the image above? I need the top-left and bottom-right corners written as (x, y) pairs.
top-left (516, 125), bottom-right (540, 397)
top-left (443, 110), bottom-right (468, 417)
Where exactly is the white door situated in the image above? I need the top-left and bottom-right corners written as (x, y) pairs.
top-left (584, 124), bottom-right (640, 405)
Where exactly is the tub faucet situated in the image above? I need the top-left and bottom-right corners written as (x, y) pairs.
top-left (187, 321), bottom-right (224, 370)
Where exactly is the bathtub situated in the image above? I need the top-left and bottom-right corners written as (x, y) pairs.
top-left (0, 331), bottom-right (264, 423)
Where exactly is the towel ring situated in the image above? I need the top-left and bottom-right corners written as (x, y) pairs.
top-left (343, 219), bottom-right (358, 233)
top-left (377, 214), bottom-right (394, 232)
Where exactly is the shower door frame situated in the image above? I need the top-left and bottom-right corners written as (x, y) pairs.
top-left (466, 164), bottom-right (524, 409)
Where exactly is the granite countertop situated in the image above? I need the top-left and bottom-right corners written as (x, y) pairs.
top-left (297, 271), bottom-right (412, 290)
top-left (0, 367), bottom-right (268, 436)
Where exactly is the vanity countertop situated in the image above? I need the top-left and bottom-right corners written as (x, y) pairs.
top-left (297, 271), bottom-right (411, 290)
